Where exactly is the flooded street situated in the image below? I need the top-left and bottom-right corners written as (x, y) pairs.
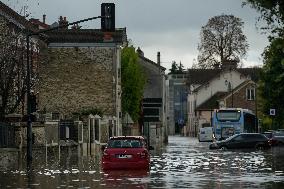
top-left (1, 136), bottom-right (284, 189)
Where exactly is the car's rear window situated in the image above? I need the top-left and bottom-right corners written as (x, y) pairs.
top-left (107, 139), bottom-right (143, 148)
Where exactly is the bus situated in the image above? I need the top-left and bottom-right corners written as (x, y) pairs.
top-left (212, 108), bottom-right (257, 141)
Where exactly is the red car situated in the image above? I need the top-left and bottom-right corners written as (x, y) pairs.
top-left (101, 136), bottom-right (152, 170)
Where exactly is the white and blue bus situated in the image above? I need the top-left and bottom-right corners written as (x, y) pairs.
top-left (212, 108), bottom-right (257, 140)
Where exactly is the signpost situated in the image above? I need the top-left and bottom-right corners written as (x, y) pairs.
top-left (270, 108), bottom-right (276, 130)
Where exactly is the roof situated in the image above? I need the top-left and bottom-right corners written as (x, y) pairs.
top-left (236, 68), bottom-right (261, 82)
top-left (44, 28), bottom-right (127, 44)
top-left (29, 18), bottom-right (50, 29)
top-left (188, 67), bottom-right (261, 92)
top-left (0, 1), bottom-right (38, 32)
top-left (138, 55), bottom-right (166, 71)
top-left (187, 69), bottom-right (222, 85)
top-left (196, 92), bottom-right (228, 110)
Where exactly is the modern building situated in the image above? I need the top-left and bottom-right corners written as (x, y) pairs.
top-left (166, 73), bottom-right (188, 135)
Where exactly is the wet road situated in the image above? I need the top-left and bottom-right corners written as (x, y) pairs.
top-left (1, 136), bottom-right (284, 189)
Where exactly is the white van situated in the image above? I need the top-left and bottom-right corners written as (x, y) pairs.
top-left (198, 127), bottom-right (213, 142)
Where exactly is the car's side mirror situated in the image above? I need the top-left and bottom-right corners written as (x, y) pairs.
top-left (148, 146), bottom-right (154, 150)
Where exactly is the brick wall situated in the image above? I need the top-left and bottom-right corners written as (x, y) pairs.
top-left (38, 47), bottom-right (117, 117)
top-left (225, 83), bottom-right (256, 113)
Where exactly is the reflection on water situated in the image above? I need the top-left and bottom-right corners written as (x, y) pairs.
top-left (0, 136), bottom-right (284, 189)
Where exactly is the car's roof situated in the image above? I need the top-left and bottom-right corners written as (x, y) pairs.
top-left (109, 136), bottom-right (145, 140)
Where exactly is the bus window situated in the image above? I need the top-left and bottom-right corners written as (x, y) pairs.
top-left (216, 110), bottom-right (241, 121)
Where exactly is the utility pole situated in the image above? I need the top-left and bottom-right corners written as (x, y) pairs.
top-left (26, 3), bottom-right (115, 164)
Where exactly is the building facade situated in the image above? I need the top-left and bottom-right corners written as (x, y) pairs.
top-left (137, 48), bottom-right (167, 146)
top-left (186, 66), bottom-right (260, 137)
top-left (166, 73), bottom-right (188, 135)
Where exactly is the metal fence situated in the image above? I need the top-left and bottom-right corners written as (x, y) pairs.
top-left (0, 122), bottom-right (15, 148)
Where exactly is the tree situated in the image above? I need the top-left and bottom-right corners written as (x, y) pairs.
top-left (258, 38), bottom-right (284, 129)
top-left (178, 61), bottom-right (185, 73)
top-left (121, 46), bottom-right (146, 122)
top-left (0, 17), bottom-right (28, 121)
top-left (243, 0), bottom-right (284, 36)
top-left (169, 61), bottom-right (185, 74)
top-left (197, 14), bottom-right (249, 68)
top-left (169, 61), bottom-right (178, 74)
top-left (244, 0), bottom-right (284, 129)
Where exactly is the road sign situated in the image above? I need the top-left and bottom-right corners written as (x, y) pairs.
top-left (270, 109), bottom-right (276, 116)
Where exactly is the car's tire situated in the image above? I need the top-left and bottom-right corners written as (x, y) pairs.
top-left (220, 146), bottom-right (227, 150)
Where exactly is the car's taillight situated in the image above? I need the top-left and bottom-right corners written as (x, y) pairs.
top-left (139, 150), bottom-right (148, 158)
top-left (103, 151), bottom-right (110, 159)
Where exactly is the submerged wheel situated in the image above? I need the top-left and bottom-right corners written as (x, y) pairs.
top-left (220, 146), bottom-right (227, 150)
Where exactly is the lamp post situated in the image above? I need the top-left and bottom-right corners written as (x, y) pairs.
top-left (26, 14), bottom-right (111, 163)
top-left (225, 80), bottom-right (233, 107)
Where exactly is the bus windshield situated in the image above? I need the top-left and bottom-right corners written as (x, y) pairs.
top-left (216, 110), bottom-right (241, 121)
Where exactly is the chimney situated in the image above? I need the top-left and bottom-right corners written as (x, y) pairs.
top-left (136, 47), bottom-right (144, 57)
top-left (157, 52), bottom-right (160, 66)
top-left (43, 14), bottom-right (46, 24)
top-left (58, 16), bottom-right (69, 30)
top-left (221, 59), bottom-right (238, 70)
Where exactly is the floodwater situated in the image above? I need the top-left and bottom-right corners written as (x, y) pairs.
top-left (0, 136), bottom-right (284, 189)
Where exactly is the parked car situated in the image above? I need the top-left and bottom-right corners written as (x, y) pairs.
top-left (198, 127), bottom-right (213, 142)
top-left (269, 132), bottom-right (284, 146)
top-left (209, 133), bottom-right (271, 150)
top-left (101, 136), bottom-right (153, 170)
top-left (262, 131), bottom-right (273, 139)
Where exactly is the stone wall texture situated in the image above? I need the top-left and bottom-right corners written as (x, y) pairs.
top-left (38, 47), bottom-right (117, 117)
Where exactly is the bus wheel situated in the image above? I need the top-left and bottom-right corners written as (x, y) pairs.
top-left (220, 146), bottom-right (227, 150)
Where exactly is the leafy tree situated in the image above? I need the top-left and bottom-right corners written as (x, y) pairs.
top-left (178, 61), bottom-right (185, 73)
top-left (197, 14), bottom-right (249, 68)
top-left (121, 46), bottom-right (146, 122)
top-left (0, 17), bottom-right (27, 121)
top-left (243, 0), bottom-right (284, 36)
top-left (258, 38), bottom-right (284, 129)
top-left (169, 61), bottom-right (185, 74)
top-left (244, 0), bottom-right (284, 129)
top-left (169, 61), bottom-right (178, 74)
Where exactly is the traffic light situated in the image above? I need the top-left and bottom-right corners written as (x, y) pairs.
top-left (101, 3), bottom-right (115, 32)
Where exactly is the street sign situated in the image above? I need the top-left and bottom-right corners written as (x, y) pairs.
top-left (270, 109), bottom-right (275, 116)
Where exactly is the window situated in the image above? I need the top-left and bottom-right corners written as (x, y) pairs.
top-left (246, 87), bottom-right (255, 100)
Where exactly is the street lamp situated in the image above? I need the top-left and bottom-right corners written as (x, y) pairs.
top-left (26, 5), bottom-right (114, 163)
top-left (225, 80), bottom-right (233, 107)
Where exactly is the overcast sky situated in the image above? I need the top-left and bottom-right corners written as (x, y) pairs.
top-left (3, 0), bottom-right (269, 71)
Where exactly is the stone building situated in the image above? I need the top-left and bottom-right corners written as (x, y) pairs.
top-left (136, 48), bottom-right (167, 146)
top-left (36, 26), bottom-right (127, 151)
